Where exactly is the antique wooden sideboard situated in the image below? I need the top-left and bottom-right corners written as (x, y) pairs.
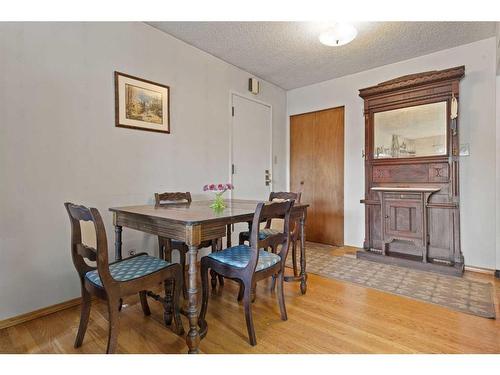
top-left (358, 66), bottom-right (465, 276)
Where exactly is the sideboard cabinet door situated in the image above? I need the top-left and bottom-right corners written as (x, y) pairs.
top-left (383, 197), bottom-right (423, 246)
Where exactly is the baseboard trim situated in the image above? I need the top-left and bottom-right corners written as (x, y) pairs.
top-left (464, 265), bottom-right (495, 275)
top-left (0, 297), bottom-right (82, 330)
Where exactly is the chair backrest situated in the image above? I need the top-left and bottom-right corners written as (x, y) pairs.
top-left (154, 192), bottom-right (192, 207)
top-left (269, 191), bottom-right (301, 203)
top-left (264, 191), bottom-right (301, 229)
top-left (64, 202), bottom-right (114, 289)
top-left (246, 200), bottom-right (294, 273)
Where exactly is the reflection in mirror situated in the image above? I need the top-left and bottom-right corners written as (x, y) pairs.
top-left (373, 101), bottom-right (447, 159)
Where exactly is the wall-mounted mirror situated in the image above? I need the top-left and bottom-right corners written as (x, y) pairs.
top-left (373, 101), bottom-right (447, 159)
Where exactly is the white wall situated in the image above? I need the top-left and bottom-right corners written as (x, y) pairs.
top-left (0, 22), bottom-right (287, 320)
top-left (496, 76), bottom-right (500, 271)
top-left (287, 38), bottom-right (497, 269)
top-left (496, 22), bottom-right (500, 74)
top-left (496, 24), bottom-right (500, 272)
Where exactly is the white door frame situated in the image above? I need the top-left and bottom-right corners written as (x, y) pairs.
top-left (228, 91), bottom-right (273, 199)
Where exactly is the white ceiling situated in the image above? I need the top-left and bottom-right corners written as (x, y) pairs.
top-left (148, 22), bottom-right (496, 90)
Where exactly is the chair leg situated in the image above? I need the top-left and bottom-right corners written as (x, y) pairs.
top-left (218, 274), bottom-right (225, 286)
top-left (139, 291), bottom-right (151, 316)
top-left (199, 260), bottom-right (210, 329)
top-left (270, 274), bottom-right (277, 292)
top-left (243, 282), bottom-right (257, 346)
top-left (211, 240), bottom-right (224, 287)
top-left (74, 284), bottom-right (91, 348)
top-left (277, 271), bottom-right (287, 321)
top-left (171, 267), bottom-right (185, 336)
top-left (238, 281), bottom-right (256, 303)
top-left (237, 281), bottom-right (244, 302)
top-left (210, 269), bottom-right (218, 291)
top-left (106, 297), bottom-right (121, 354)
top-left (179, 246), bottom-right (188, 300)
top-left (226, 224), bottom-right (232, 248)
top-left (158, 237), bottom-right (165, 260)
top-left (251, 282), bottom-right (256, 303)
top-left (163, 279), bottom-right (174, 326)
top-left (292, 239), bottom-right (299, 277)
top-left (269, 245), bottom-right (277, 293)
top-left (164, 241), bottom-right (173, 263)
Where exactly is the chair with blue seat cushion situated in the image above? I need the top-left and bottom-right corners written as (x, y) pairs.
top-left (238, 191), bottom-right (302, 296)
top-left (206, 245), bottom-right (281, 271)
top-left (65, 202), bottom-right (184, 354)
top-left (199, 199), bottom-right (295, 346)
top-left (85, 254), bottom-right (171, 287)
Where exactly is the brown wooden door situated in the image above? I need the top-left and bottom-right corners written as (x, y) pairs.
top-left (290, 107), bottom-right (344, 246)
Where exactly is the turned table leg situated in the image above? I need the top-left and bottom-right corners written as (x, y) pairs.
top-left (114, 225), bottom-right (122, 261)
top-left (299, 215), bottom-right (307, 295)
top-left (186, 243), bottom-right (201, 354)
top-left (284, 210), bottom-right (308, 294)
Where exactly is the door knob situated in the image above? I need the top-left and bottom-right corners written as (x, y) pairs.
top-left (300, 181), bottom-right (304, 185)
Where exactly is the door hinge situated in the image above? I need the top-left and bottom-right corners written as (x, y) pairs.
top-left (232, 106), bottom-right (235, 117)
top-left (232, 164), bottom-right (235, 174)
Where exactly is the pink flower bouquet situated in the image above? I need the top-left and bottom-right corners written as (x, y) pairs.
top-left (203, 183), bottom-right (234, 210)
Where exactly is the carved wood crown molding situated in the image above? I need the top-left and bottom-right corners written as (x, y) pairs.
top-left (359, 65), bottom-right (465, 98)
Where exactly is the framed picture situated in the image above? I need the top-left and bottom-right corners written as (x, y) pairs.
top-left (114, 71), bottom-right (170, 133)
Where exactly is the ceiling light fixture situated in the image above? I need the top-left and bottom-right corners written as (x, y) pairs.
top-left (319, 23), bottom-right (358, 47)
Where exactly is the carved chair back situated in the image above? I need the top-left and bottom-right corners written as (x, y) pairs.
top-left (64, 202), bottom-right (114, 290)
top-left (269, 191), bottom-right (302, 203)
top-left (264, 191), bottom-right (301, 230)
top-left (247, 200), bottom-right (294, 274)
top-left (154, 192), bottom-right (192, 207)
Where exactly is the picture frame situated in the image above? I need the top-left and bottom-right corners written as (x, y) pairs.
top-left (114, 71), bottom-right (170, 134)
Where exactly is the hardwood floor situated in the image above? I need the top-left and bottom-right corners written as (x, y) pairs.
top-left (1, 246), bottom-right (500, 354)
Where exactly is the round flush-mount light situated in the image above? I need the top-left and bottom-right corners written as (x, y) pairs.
top-left (319, 23), bottom-right (358, 46)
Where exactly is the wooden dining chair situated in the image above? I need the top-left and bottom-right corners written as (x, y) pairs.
top-left (239, 191), bottom-right (302, 280)
top-left (64, 202), bottom-right (184, 354)
top-left (199, 200), bottom-right (294, 346)
top-left (155, 192), bottom-right (223, 299)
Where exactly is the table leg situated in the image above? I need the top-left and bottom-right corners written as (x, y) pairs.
top-left (114, 225), bottom-right (122, 261)
top-left (186, 244), bottom-right (200, 354)
top-left (299, 216), bottom-right (307, 295)
top-left (226, 224), bottom-right (232, 248)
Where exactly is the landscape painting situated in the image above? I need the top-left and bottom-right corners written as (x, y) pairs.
top-left (125, 84), bottom-right (163, 124)
top-left (115, 72), bottom-right (170, 133)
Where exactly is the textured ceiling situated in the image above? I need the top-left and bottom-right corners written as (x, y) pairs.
top-left (148, 22), bottom-right (496, 90)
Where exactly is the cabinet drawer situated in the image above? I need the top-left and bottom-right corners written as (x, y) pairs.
top-left (383, 192), bottom-right (421, 201)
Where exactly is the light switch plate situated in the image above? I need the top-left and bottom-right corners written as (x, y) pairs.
top-left (459, 143), bottom-right (470, 156)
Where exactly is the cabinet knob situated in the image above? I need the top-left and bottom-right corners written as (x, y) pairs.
top-left (385, 215), bottom-right (389, 219)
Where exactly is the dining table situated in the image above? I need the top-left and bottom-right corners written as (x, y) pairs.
top-left (109, 199), bottom-right (308, 354)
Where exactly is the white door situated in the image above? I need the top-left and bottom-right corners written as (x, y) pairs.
top-left (231, 94), bottom-right (272, 200)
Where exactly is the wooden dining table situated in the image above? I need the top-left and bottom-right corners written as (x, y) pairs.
top-left (109, 199), bottom-right (308, 354)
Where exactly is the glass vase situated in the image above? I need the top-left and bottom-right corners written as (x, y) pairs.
top-left (210, 192), bottom-right (226, 210)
